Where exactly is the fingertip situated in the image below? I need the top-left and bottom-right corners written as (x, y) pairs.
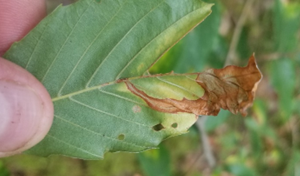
top-left (0, 58), bottom-right (53, 157)
top-left (0, 81), bottom-right (44, 154)
top-left (0, 0), bottom-right (47, 55)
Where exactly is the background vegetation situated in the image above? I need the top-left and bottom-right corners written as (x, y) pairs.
top-left (1, 0), bottom-right (300, 175)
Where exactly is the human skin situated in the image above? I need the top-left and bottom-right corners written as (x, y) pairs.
top-left (0, 0), bottom-right (54, 157)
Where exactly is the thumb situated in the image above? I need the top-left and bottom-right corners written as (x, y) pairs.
top-left (0, 58), bottom-right (53, 157)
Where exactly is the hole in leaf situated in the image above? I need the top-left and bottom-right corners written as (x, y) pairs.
top-left (118, 134), bottom-right (125, 140)
top-left (152, 123), bottom-right (164, 131)
top-left (171, 123), bottom-right (178, 128)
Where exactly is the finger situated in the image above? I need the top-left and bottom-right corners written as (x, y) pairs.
top-left (0, 58), bottom-right (53, 157)
top-left (0, 0), bottom-right (46, 55)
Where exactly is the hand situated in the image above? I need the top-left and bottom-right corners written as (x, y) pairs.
top-left (0, 0), bottom-right (54, 157)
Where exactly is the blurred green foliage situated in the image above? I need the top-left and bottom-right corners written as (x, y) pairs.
top-left (1, 0), bottom-right (300, 175)
top-left (0, 161), bottom-right (9, 176)
top-left (138, 145), bottom-right (171, 176)
top-left (150, 0), bottom-right (221, 73)
top-left (270, 59), bottom-right (296, 120)
top-left (274, 0), bottom-right (300, 52)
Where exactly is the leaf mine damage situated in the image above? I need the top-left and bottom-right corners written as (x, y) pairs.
top-left (125, 54), bottom-right (262, 116)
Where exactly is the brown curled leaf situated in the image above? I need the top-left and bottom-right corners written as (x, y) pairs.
top-left (196, 54), bottom-right (262, 116)
top-left (125, 54), bottom-right (262, 116)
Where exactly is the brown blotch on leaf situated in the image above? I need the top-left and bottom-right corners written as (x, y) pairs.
top-left (152, 123), bottom-right (164, 131)
top-left (125, 54), bottom-right (262, 116)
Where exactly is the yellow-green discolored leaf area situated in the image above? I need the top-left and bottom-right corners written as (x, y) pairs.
top-left (4, 0), bottom-right (213, 159)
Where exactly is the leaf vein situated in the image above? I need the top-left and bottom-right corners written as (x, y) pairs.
top-left (69, 96), bottom-right (150, 127)
top-left (156, 76), bottom-right (201, 98)
top-left (47, 133), bottom-right (102, 157)
top-left (41, 4), bottom-right (91, 83)
top-left (98, 88), bottom-right (146, 106)
top-left (25, 23), bottom-right (49, 69)
top-left (59, 0), bottom-right (130, 95)
top-left (86, 0), bottom-right (167, 87)
top-left (141, 7), bottom-right (209, 75)
top-left (55, 115), bottom-right (148, 149)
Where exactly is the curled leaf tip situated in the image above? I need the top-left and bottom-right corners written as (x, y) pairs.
top-left (197, 54), bottom-right (262, 116)
top-left (126, 54), bottom-right (262, 116)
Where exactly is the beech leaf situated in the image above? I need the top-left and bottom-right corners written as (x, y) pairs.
top-left (3, 0), bottom-right (262, 159)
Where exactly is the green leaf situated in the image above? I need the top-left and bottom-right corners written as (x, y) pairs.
top-left (226, 163), bottom-right (256, 176)
top-left (204, 109), bottom-right (229, 132)
top-left (269, 58), bottom-right (296, 120)
top-left (0, 161), bottom-right (10, 176)
top-left (206, 35), bottom-right (228, 68)
top-left (4, 0), bottom-right (213, 159)
top-left (245, 118), bottom-right (263, 154)
top-left (285, 151), bottom-right (300, 176)
top-left (237, 27), bottom-right (251, 60)
top-left (274, 0), bottom-right (300, 52)
top-left (138, 145), bottom-right (171, 176)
